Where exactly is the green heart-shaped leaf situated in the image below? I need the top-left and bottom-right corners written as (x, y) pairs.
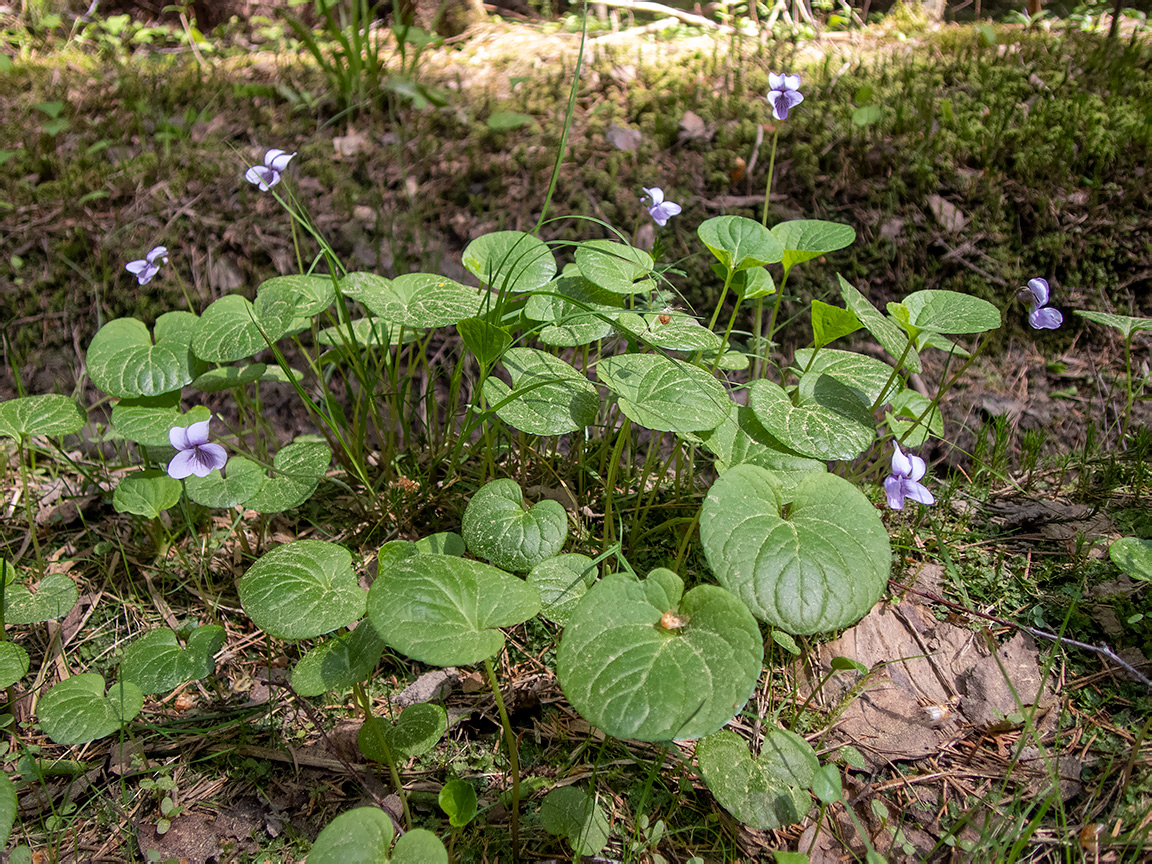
top-left (1110, 537), bottom-right (1152, 583)
top-left (462, 230), bottom-right (556, 292)
top-left (291, 622), bottom-right (385, 697)
top-left (458, 317), bottom-right (513, 368)
top-left (307, 807), bottom-right (393, 864)
top-left (732, 266), bottom-right (776, 300)
top-left (574, 240), bottom-right (653, 295)
top-left (113, 469), bottom-right (183, 518)
top-left (770, 219), bottom-right (856, 272)
top-left (5, 572), bottom-right (78, 625)
top-left (257, 274), bottom-right (335, 317)
top-left (793, 349), bottom-right (897, 408)
top-left (87, 313), bottom-right (200, 398)
top-left (700, 465), bottom-right (891, 634)
top-left (1074, 309), bottom-right (1152, 339)
top-left (462, 479), bottom-right (568, 572)
top-left (184, 456), bottom-right (267, 508)
top-left (810, 300), bottom-right (861, 349)
top-left (539, 787), bottom-right (610, 858)
top-left (597, 353), bottom-right (731, 437)
top-left (192, 294), bottom-right (295, 363)
top-left (838, 275), bottom-right (921, 374)
top-left (37, 674), bottom-right (143, 746)
top-left (698, 215), bottom-right (784, 273)
top-left (341, 271), bottom-right (484, 328)
top-left (119, 625), bottom-right (226, 694)
top-left (439, 779), bottom-right (478, 828)
top-left (359, 703), bottom-right (447, 761)
top-left (110, 395), bottom-right (209, 447)
top-left (244, 439), bottom-right (331, 514)
top-left (697, 727), bottom-right (818, 830)
top-left (528, 553), bottom-right (597, 626)
top-left (524, 272), bottom-right (624, 347)
top-left (483, 348), bottom-right (599, 436)
top-left (367, 553), bottom-right (541, 666)
top-left (749, 378), bottom-right (875, 461)
top-left (0, 642), bottom-right (30, 689)
top-left (557, 569), bottom-right (763, 741)
top-left (699, 406), bottom-right (826, 488)
top-left (0, 395), bottom-right (85, 439)
top-left (897, 289), bottom-right (1001, 335)
top-left (614, 312), bottom-right (723, 353)
top-left (239, 540), bottom-right (366, 640)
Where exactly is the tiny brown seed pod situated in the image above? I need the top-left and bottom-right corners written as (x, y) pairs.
top-left (660, 610), bottom-right (689, 630)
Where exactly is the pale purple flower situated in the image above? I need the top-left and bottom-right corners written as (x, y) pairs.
top-left (767, 73), bottom-right (804, 121)
top-left (1017, 277), bottom-right (1062, 330)
top-left (884, 443), bottom-right (934, 510)
top-left (642, 187), bottom-right (682, 227)
top-left (125, 246), bottom-right (168, 286)
top-left (244, 148), bottom-right (295, 191)
top-left (167, 417), bottom-right (227, 480)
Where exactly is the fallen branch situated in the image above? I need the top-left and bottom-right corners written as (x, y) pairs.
top-left (590, 0), bottom-right (736, 33)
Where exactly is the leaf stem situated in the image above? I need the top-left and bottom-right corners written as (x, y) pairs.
top-left (484, 656), bottom-right (521, 863)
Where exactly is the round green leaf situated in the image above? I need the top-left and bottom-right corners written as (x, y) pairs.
top-left (539, 786), bottom-right (610, 857)
top-left (462, 230), bottom-right (556, 293)
top-left (307, 807), bottom-right (393, 864)
top-left (793, 349), bottom-right (897, 408)
top-left (112, 469), bottom-right (183, 518)
top-left (239, 540), bottom-right (366, 640)
top-left (614, 312), bottom-right (723, 353)
top-left (528, 553), bottom-right (597, 626)
top-left (698, 215), bottom-right (784, 272)
top-left (87, 313), bottom-right (200, 398)
top-left (557, 568), bottom-right (763, 741)
top-left (897, 289), bottom-right (1001, 335)
top-left (378, 702), bottom-right (447, 760)
top-left (462, 479), bottom-right (568, 572)
top-left (192, 294), bottom-right (295, 363)
top-left (184, 456), bottom-right (267, 509)
top-left (341, 271), bottom-right (484, 328)
top-left (574, 240), bottom-right (653, 295)
top-left (244, 440), bottom-right (331, 514)
top-left (367, 553), bottom-right (541, 666)
top-left (700, 405), bottom-right (826, 488)
top-left (1110, 537), bottom-right (1152, 583)
top-left (483, 348), bottom-right (599, 436)
top-left (119, 626), bottom-right (226, 695)
top-left (258, 274), bottom-right (335, 317)
top-left (597, 353), bottom-right (731, 437)
top-left (770, 219), bottom-right (856, 272)
top-left (838, 274), bottom-right (921, 374)
top-left (439, 779), bottom-right (478, 828)
top-left (700, 465), bottom-right (891, 634)
top-left (750, 378), bottom-right (874, 461)
top-left (0, 395), bottom-right (85, 439)
top-left (1075, 310), bottom-right (1152, 340)
top-left (110, 395), bottom-right (209, 447)
top-left (37, 674), bottom-right (143, 746)
top-left (524, 272), bottom-right (624, 347)
top-left (0, 642), bottom-right (30, 689)
top-left (291, 622), bottom-right (385, 697)
top-left (5, 572), bottom-right (78, 625)
top-left (392, 829), bottom-right (448, 864)
top-left (697, 728), bottom-right (817, 830)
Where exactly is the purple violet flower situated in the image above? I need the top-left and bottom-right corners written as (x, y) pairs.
top-left (167, 417), bottom-right (228, 480)
top-left (1018, 277), bottom-right (1063, 330)
top-left (642, 187), bottom-right (682, 227)
top-left (767, 73), bottom-right (804, 121)
top-left (884, 443), bottom-right (935, 510)
top-left (125, 246), bottom-right (168, 286)
top-left (245, 148), bottom-right (296, 191)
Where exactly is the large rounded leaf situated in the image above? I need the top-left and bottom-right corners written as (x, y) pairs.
top-left (244, 439), bottom-right (331, 514)
top-left (700, 465), bottom-right (891, 634)
top-left (37, 674), bottom-right (143, 746)
top-left (367, 553), bottom-right (541, 666)
top-left (524, 272), bottom-right (624, 347)
top-left (697, 727), bottom-right (818, 830)
top-left (341, 271), bottom-right (484, 328)
top-left (184, 456), bottom-right (267, 509)
top-left (257, 274), bottom-right (335, 317)
top-left (482, 348), bottom-right (599, 436)
top-left (574, 240), bottom-right (653, 295)
top-left (749, 378), bottom-right (874, 461)
top-left (698, 216), bottom-right (784, 272)
top-left (5, 572), bottom-right (78, 625)
top-left (462, 479), bottom-right (568, 572)
top-left (557, 569), bottom-right (762, 741)
top-left (597, 353), bottom-right (730, 437)
top-left (613, 312), bottom-right (722, 353)
top-left (892, 289), bottom-right (1001, 335)
top-left (308, 807), bottom-right (393, 864)
top-left (292, 622), bottom-right (385, 697)
top-left (239, 540), bottom-right (366, 640)
top-left (192, 294), bottom-right (295, 363)
top-left (793, 349), bottom-right (897, 408)
top-left (770, 219), bottom-right (856, 272)
top-left (463, 230), bottom-right (556, 293)
top-left (87, 313), bottom-right (202, 399)
top-left (119, 626), bottom-right (226, 694)
top-left (0, 395), bottom-right (85, 439)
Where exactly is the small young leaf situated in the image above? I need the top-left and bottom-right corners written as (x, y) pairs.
top-left (462, 478), bottom-right (568, 572)
top-left (1110, 537), bottom-right (1152, 583)
top-left (38, 675), bottom-right (144, 746)
top-left (457, 317), bottom-right (513, 368)
top-left (119, 626), bottom-right (226, 695)
top-left (539, 787), bottom-right (610, 857)
top-left (528, 553), bottom-right (598, 626)
top-left (307, 807), bottom-right (394, 864)
top-left (462, 230), bottom-right (555, 293)
top-left (291, 622), bottom-right (385, 697)
top-left (811, 764), bottom-right (843, 804)
top-left (0, 643), bottom-right (30, 689)
top-left (0, 772), bottom-right (15, 849)
top-left (810, 300), bottom-right (861, 349)
top-left (698, 215), bottom-right (784, 272)
top-left (112, 470), bottom-right (182, 519)
top-left (439, 778), bottom-right (478, 828)
top-left (838, 275), bottom-right (921, 374)
top-left (0, 395), bottom-right (85, 439)
top-left (244, 440), bottom-right (331, 514)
